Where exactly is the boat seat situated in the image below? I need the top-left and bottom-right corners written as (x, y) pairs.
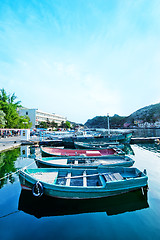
top-left (99, 175), bottom-right (106, 186)
top-left (113, 173), bottom-right (123, 180)
top-left (83, 171), bottom-right (87, 187)
top-left (66, 172), bottom-right (71, 186)
top-left (103, 173), bottom-right (123, 182)
top-left (103, 174), bottom-right (113, 182)
top-left (74, 160), bottom-right (78, 165)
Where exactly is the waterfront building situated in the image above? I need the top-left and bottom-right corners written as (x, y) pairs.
top-left (18, 108), bottom-right (67, 128)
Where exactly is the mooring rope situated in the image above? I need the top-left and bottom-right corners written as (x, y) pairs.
top-left (0, 210), bottom-right (20, 219)
top-left (0, 161), bottom-right (35, 181)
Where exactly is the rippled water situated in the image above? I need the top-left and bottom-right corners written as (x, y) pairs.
top-left (0, 143), bottom-right (160, 240)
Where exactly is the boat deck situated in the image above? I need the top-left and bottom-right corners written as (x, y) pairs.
top-left (30, 170), bottom-right (125, 187)
top-left (46, 158), bottom-right (129, 166)
top-left (31, 172), bottom-right (58, 184)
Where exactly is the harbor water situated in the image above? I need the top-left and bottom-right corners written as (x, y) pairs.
top-left (0, 141), bottom-right (160, 239)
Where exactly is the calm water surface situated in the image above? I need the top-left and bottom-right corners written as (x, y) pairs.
top-left (0, 143), bottom-right (160, 240)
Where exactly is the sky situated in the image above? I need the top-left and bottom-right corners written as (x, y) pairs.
top-left (0, 0), bottom-right (160, 124)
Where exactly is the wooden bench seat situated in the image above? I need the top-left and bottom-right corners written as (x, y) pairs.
top-left (66, 172), bottom-right (71, 186)
top-left (103, 173), bottom-right (123, 182)
top-left (83, 171), bottom-right (87, 187)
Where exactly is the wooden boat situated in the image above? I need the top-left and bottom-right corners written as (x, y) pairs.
top-left (74, 141), bottom-right (124, 149)
top-left (35, 155), bottom-right (135, 168)
top-left (41, 146), bottom-right (124, 157)
top-left (18, 188), bottom-right (149, 218)
top-left (62, 131), bottom-right (133, 148)
top-left (19, 167), bottom-right (148, 199)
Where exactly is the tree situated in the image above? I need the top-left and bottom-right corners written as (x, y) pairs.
top-left (0, 110), bottom-right (6, 127)
top-left (17, 116), bottom-right (32, 129)
top-left (38, 121), bottom-right (47, 129)
top-left (59, 120), bottom-right (71, 129)
top-left (50, 120), bottom-right (58, 129)
top-left (65, 121), bottom-right (71, 129)
top-left (0, 89), bottom-right (22, 128)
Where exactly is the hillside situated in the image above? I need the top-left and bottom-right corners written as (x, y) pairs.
top-left (126, 103), bottom-right (160, 123)
top-left (85, 103), bottom-right (160, 128)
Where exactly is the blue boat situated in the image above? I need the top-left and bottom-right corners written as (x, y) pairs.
top-left (19, 167), bottom-right (148, 199)
top-left (35, 155), bottom-right (135, 169)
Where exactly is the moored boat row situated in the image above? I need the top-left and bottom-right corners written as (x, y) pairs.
top-left (19, 131), bottom-right (148, 200)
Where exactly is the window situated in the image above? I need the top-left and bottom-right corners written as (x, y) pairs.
top-left (26, 112), bottom-right (28, 115)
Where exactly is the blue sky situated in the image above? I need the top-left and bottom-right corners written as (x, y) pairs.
top-left (0, 0), bottom-right (160, 123)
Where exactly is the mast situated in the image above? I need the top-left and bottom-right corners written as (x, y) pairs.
top-left (107, 113), bottom-right (110, 135)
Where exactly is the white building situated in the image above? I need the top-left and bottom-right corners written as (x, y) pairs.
top-left (18, 108), bottom-right (67, 128)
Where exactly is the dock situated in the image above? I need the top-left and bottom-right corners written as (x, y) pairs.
top-left (130, 137), bottom-right (159, 144)
top-left (0, 135), bottom-right (160, 153)
top-left (0, 136), bottom-right (21, 153)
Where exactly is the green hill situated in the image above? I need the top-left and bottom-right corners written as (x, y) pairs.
top-left (85, 103), bottom-right (160, 128)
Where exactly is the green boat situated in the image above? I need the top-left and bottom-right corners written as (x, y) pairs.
top-left (74, 141), bottom-right (124, 150)
top-left (35, 155), bottom-right (135, 169)
top-left (19, 167), bottom-right (148, 199)
top-left (62, 132), bottom-right (133, 148)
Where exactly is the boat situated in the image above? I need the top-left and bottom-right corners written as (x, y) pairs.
top-left (18, 188), bottom-right (149, 218)
top-left (19, 167), bottom-right (148, 199)
top-left (35, 155), bottom-right (135, 169)
top-left (62, 131), bottom-right (133, 148)
top-left (40, 146), bottom-right (124, 157)
top-left (74, 141), bottom-right (124, 149)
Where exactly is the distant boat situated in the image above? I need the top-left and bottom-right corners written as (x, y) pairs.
top-left (19, 167), bottom-right (148, 199)
top-left (18, 189), bottom-right (149, 218)
top-left (62, 131), bottom-right (133, 148)
top-left (40, 146), bottom-right (124, 157)
top-left (35, 155), bottom-right (135, 169)
top-left (74, 141), bottom-right (124, 149)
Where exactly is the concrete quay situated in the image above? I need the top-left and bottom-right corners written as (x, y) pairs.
top-left (130, 136), bottom-right (159, 144)
top-left (0, 135), bottom-right (159, 153)
top-left (0, 136), bottom-right (21, 153)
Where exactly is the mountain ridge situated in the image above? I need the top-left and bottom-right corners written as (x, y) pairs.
top-left (85, 103), bottom-right (160, 128)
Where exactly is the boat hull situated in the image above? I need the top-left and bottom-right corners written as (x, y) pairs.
top-left (35, 156), bottom-right (135, 169)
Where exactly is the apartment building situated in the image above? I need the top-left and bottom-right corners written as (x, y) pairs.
top-left (18, 108), bottom-right (67, 128)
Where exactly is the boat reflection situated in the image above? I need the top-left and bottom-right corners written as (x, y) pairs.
top-left (18, 189), bottom-right (149, 218)
top-left (136, 143), bottom-right (160, 155)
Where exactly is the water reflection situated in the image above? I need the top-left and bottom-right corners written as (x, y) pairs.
top-left (21, 146), bottom-right (31, 158)
top-left (132, 128), bottom-right (160, 138)
top-left (18, 189), bottom-right (149, 219)
top-left (123, 144), bottom-right (135, 155)
top-left (20, 146), bottom-right (41, 159)
top-left (0, 148), bottom-right (20, 188)
top-left (136, 143), bottom-right (160, 155)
